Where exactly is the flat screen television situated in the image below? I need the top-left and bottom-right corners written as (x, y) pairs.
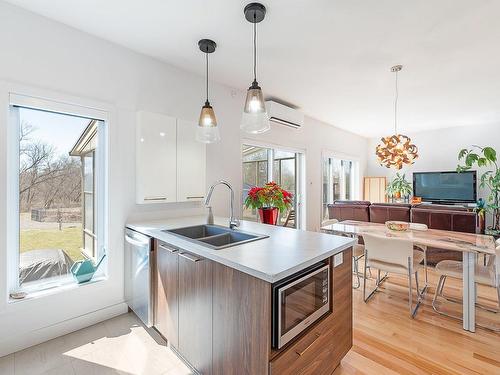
top-left (412, 171), bottom-right (477, 204)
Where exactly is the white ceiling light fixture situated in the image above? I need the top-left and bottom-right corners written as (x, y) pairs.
top-left (196, 39), bottom-right (221, 144)
top-left (240, 2), bottom-right (271, 134)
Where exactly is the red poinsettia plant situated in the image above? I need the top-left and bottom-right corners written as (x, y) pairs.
top-left (244, 182), bottom-right (293, 212)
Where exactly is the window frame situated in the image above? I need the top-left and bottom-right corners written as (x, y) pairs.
top-left (6, 92), bottom-right (109, 296)
top-left (82, 150), bottom-right (96, 259)
top-left (321, 150), bottom-right (361, 222)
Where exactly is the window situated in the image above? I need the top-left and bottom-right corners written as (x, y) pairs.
top-left (242, 144), bottom-right (304, 228)
top-left (10, 100), bottom-right (107, 293)
top-left (322, 156), bottom-right (359, 220)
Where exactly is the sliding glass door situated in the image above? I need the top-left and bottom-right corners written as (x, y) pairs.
top-left (242, 145), bottom-right (302, 228)
top-left (242, 146), bottom-right (269, 221)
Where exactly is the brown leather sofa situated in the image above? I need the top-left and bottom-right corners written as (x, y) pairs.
top-left (327, 201), bottom-right (477, 265)
top-left (411, 206), bottom-right (476, 264)
top-left (369, 203), bottom-right (411, 224)
top-left (327, 200), bottom-right (370, 222)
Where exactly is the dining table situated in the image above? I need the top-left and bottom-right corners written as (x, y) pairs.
top-left (320, 220), bottom-right (497, 333)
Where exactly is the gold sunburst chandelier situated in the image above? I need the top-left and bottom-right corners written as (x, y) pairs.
top-left (376, 65), bottom-right (418, 170)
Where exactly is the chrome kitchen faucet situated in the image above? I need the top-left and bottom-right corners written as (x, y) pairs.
top-left (205, 180), bottom-right (240, 229)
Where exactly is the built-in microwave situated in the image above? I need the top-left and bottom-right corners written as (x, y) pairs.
top-left (272, 262), bottom-right (331, 349)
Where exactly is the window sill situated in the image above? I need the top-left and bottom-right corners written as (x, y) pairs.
top-left (8, 275), bottom-right (107, 304)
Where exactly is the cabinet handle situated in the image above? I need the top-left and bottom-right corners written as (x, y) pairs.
top-left (178, 252), bottom-right (201, 262)
top-left (186, 196), bottom-right (204, 199)
top-left (295, 333), bottom-right (321, 356)
top-left (144, 196), bottom-right (167, 201)
top-left (158, 243), bottom-right (177, 253)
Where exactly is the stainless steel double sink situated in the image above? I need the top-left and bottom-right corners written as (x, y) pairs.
top-left (162, 224), bottom-right (268, 250)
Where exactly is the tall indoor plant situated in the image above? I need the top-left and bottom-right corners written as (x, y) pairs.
top-left (386, 173), bottom-right (413, 201)
top-left (457, 146), bottom-right (500, 234)
top-left (244, 182), bottom-right (293, 225)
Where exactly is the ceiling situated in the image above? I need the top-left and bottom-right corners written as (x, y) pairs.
top-left (6, 0), bottom-right (500, 137)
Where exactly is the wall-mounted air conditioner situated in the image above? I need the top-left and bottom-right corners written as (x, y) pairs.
top-left (266, 100), bottom-right (304, 129)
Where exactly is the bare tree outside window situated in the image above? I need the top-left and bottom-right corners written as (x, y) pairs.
top-left (17, 107), bottom-right (95, 286)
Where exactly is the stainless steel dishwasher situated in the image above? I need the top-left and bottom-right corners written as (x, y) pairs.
top-left (124, 228), bottom-right (153, 327)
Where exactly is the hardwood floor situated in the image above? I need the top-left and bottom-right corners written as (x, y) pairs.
top-left (334, 264), bottom-right (500, 375)
top-left (1, 263), bottom-right (498, 375)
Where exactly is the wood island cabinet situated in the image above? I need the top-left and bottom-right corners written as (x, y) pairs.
top-left (153, 237), bottom-right (353, 375)
top-left (269, 248), bottom-right (353, 375)
top-left (154, 241), bottom-right (179, 348)
top-left (178, 251), bottom-right (213, 375)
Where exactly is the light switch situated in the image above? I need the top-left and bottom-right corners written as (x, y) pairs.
top-left (334, 253), bottom-right (343, 267)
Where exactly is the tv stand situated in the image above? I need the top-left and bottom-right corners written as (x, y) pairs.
top-left (419, 201), bottom-right (477, 211)
top-left (429, 201), bottom-right (456, 205)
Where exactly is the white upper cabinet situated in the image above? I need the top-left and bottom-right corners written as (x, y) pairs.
top-left (136, 111), bottom-right (177, 204)
top-left (136, 112), bottom-right (207, 204)
top-left (176, 119), bottom-right (206, 202)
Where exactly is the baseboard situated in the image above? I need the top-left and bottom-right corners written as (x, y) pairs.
top-left (0, 302), bottom-right (128, 357)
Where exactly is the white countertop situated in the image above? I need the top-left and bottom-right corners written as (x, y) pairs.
top-left (126, 216), bottom-right (356, 283)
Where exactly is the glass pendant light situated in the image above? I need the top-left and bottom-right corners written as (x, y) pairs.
top-left (241, 3), bottom-right (271, 134)
top-left (196, 39), bottom-right (220, 143)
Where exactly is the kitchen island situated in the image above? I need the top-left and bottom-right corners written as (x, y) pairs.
top-left (126, 216), bottom-right (355, 374)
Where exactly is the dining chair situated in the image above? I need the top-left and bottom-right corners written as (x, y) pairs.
top-left (409, 222), bottom-right (429, 287)
top-left (321, 218), bottom-right (366, 289)
top-left (283, 209), bottom-right (296, 227)
top-left (362, 233), bottom-right (426, 318)
top-left (432, 239), bottom-right (500, 331)
top-left (321, 219), bottom-right (339, 226)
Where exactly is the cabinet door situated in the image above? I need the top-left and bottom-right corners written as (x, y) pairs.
top-left (154, 241), bottom-right (179, 348)
top-left (176, 119), bottom-right (206, 202)
top-left (136, 111), bottom-right (177, 204)
top-left (178, 252), bottom-right (212, 375)
top-left (364, 177), bottom-right (387, 203)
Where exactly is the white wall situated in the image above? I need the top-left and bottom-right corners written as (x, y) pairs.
top-left (207, 115), bottom-right (369, 231)
top-left (366, 123), bottom-right (500, 206)
top-left (0, 1), bottom-right (369, 355)
top-left (0, 1), bottom-right (245, 356)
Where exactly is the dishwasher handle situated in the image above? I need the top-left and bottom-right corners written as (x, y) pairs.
top-left (125, 230), bottom-right (151, 249)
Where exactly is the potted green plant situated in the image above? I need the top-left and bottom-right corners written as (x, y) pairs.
top-left (386, 173), bottom-right (413, 202)
top-left (244, 182), bottom-right (293, 225)
top-left (457, 146), bottom-right (500, 235)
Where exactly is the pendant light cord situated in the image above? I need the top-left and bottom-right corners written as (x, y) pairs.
top-left (206, 50), bottom-right (209, 103)
top-left (394, 69), bottom-right (399, 134)
top-left (253, 13), bottom-right (257, 82)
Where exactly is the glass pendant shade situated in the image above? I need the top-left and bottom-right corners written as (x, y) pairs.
top-left (196, 102), bottom-right (220, 143)
top-left (241, 3), bottom-right (270, 134)
top-left (241, 83), bottom-right (270, 134)
top-left (196, 39), bottom-right (220, 144)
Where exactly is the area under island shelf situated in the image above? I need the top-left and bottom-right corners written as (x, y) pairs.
top-left (126, 216), bottom-right (356, 375)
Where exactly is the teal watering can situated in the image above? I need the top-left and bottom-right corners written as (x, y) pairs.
top-left (70, 253), bottom-right (106, 283)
